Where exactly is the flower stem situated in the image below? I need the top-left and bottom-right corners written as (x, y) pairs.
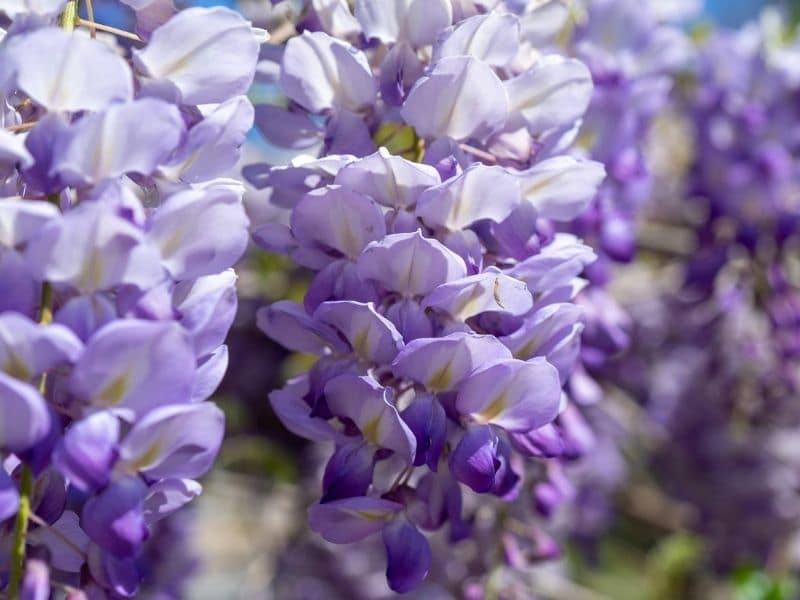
top-left (6, 467), bottom-right (32, 599)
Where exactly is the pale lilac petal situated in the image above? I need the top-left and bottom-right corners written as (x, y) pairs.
top-left (355, 0), bottom-right (451, 48)
top-left (133, 7), bottom-right (260, 105)
top-left (314, 300), bottom-right (404, 364)
top-left (415, 164), bottom-right (521, 230)
top-left (500, 302), bottom-right (583, 360)
top-left (308, 496), bottom-right (403, 543)
top-left (401, 56), bottom-right (508, 142)
top-left (280, 31), bottom-right (376, 113)
top-left (269, 376), bottom-right (341, 442)
top-left (191, 345), bottom-right (228, 402)
top-left (312, 0), bottom-right (361, 38)
top-left (51, 98), bottom-right (185, 186)
top-left (504, 55), bottom-right (593, 135)
top-left (0, 312), bottom-right (82, 380)
top-left (391, 332), bottom-right (511, 392)
top-left (25, 202), bottom-right (164, 294)
top-left (118, 403), bottom-right (223, 480)
top-left (422, 267), bottom-right (533, 321)
top-left (357, 230), bottom-right (467, 296)
top-left (456, 358), bottom-right (561, 432)
top-left (434, 12), bottom-right (520, 67)
top-left (52, 411), bottom-right (119, 493)
top-left (148, 183), bottom-right (249, 281)
top-left (515, 157), bottom-right (605, 221)
top-left (0, 251), bottom-right (37, 316)
top-left (70, 320), bottom-right (195, 420)
top-left (257, 300), bottom-right (338, 355)
top-left (0, 199), bottom-right (59, 248)
top-left (291, 186), bottom-right (386, 261)
top-left (0, 129), bottom-right (32, 178)
top-left (334, 147), bottom-right (440, 209)
top-left (4, 28), bottom-right (132, 112)
top-left (171, 96), bottom-right (254, 183)
top-left (173, 269), bottom-right (237, 357)
top-left (0, 372), bottom-right (50, 453)
top-left (509, 234), bottom-right (596, 293)
top-left (325, 374), bottom-right (416, 461)
top-left (142, 478), bottom-right (202, 524)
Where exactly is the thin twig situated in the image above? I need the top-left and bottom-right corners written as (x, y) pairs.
top-left (76, 18), bottom-right (143, 42)
top-left (5, 122), bottom-right (37, 133)
top-left (84, 0), bottom-right (97, 38)
top-left (459, 143), bottom-right (497, 164)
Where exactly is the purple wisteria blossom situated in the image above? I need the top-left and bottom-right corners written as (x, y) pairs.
top-left (0, 2), bottom-right (260, 596)
top-left (246, 0), bottom-right (613, 592)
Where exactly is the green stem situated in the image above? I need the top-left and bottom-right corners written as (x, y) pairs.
top-left (7, 467), bottom-right (32, 599)
top-left (59, 0), bottom-right (78, 32)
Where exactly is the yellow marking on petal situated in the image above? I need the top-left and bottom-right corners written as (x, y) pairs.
top-left (473, 393), bottom-right (507, 425)
top-left (351, 328), bottom-right (371, 360)
top-left (3, 352), bottom-right (31, 380)
top-left (96, 373), bottom-right (129, 406)
top-left (361, 416), bottom-right (381, 446)
top-left (426, 364), bottom-right (453, 392)
top-left (128, 441), bottom-right (163, 471)
top-left (349, 508), bottom-right (393, 522)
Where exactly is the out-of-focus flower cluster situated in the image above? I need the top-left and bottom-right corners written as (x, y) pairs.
top-left (0, 2), bottom-right (260, 596)
top-left (614, 8), bottom-right (800, 570)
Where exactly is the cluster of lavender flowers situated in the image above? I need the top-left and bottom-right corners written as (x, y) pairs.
top-left (616, 11), bottom-right (800, 569)
top-left (0, 2), bottom-right (260, 596)
top-left (245, 0), bottom-right (620, 593)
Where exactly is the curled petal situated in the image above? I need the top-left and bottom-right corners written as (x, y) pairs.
top-left (308, 496), bottom-right (403, 544)
top-left (133, 6), bottom-right (260, 104)
top-left (448, 424), bottom-right (499, 493)
top-left (505, 55), bottom-right (593, 135)
top-left (148, 183), bottom-right (249, 281)
top-left (402, 56), bottom-right (508, 142)
top-left (81, 477), bottom-right (148, 558)
top-left (392, 332), bottom-right (511, 393)
top-left (355, 0), bottom-right (451, 48)
top-left (314, 300), bottom-right (404, 363)
top-left (142, 478), bottom-right (202, 524)
top-left (334, 147), bottom-right (440, 209)
top-left (291, 186), bottom-right (386, 261)
top-left (118, 402), bottom-right (224, 480)
top-left (456, 358), bottom-right (561, 432)
top-left (70, 320), bottom-right (195, 420)
top-left (357, 230), bottom-right (467, 296)
top-left (52, 411), bottom-right (119, 493)
top-left (423, 268), bottom-right (533, 322)
top-left (434, 12), bottom-right (520, 67)
top-left (325, 374), bottom-right (416, 461)
top-left (4, 28), bottom-right (132, 112)
top-left (0, 372), bottom-right (50, 454)
top-left (515, 157), bottom-right (606, 221)
top-left (280, 31), bottom-right (376, 113)
top-left (0, 312), bottom-right (83, 380)
top-left (416, 164), bottom-right (522, 231)
top-left (51, 98), bottom-right (184, 186)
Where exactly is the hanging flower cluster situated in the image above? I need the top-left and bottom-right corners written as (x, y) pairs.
top-left (247, 0), bottom-right (612, 592)
top-left (0, 2), bottom-right (260, 596)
